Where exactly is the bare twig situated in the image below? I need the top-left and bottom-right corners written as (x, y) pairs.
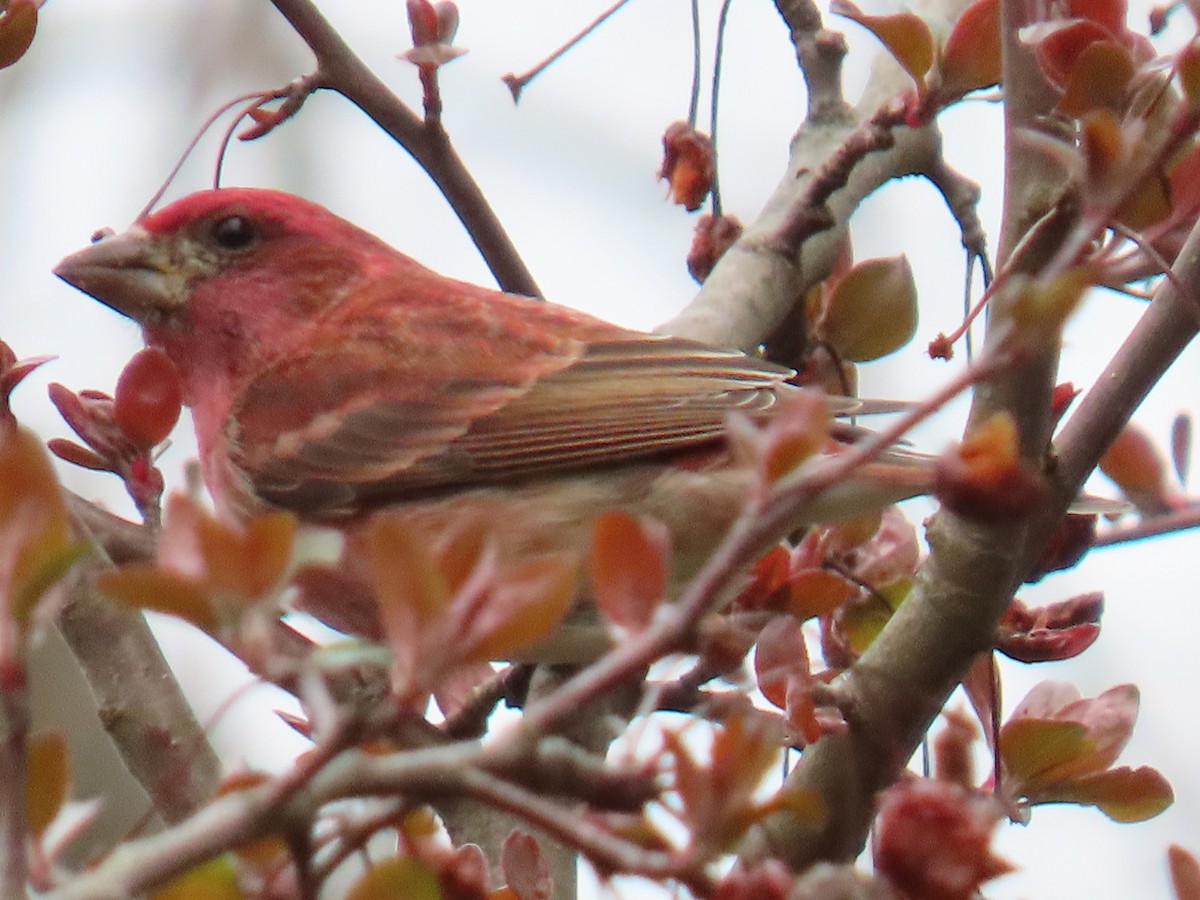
top-left (267, 0), bottom-right (540, 297)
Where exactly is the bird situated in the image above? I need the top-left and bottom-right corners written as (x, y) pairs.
top-left (53, 188), bottom-right (932, 660)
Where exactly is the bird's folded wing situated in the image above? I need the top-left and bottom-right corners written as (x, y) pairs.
top-left (229, 328), bottom-right (809, 516)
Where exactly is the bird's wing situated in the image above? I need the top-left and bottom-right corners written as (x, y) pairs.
top-left (227, 281), bottom-right (807, 516)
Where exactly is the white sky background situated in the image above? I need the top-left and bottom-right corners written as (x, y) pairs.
top-left (3, 0), bottom-right (1200, 897)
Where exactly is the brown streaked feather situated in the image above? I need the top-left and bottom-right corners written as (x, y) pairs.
top-left (228, 294), bottom-right (803, 516)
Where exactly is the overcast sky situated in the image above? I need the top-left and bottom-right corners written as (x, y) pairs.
top-left (2, 1), bottom-right (1199, 896)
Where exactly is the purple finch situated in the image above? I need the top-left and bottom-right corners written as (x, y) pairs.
top-left (53, 189), bottom-right (930, 658)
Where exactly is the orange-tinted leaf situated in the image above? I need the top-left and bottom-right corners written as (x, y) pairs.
top-left (1035, 765), bottom-right (1173, 822)
top-left (240, 513), bottom-right (298, 597)
top-left (26, 730), bottom-right (69, 839)
top-left (0, 427), bottom-right (78, 621)
top-left (97, 565), bottom-right (217, 634)
top-left (347, 855), bottom-right (442, 900)
top-left (820, 256), bottom-right (918, 362)
top-left (1100, 423), bottom-right (1175, 510)
top-left (151, 854), bottom-right (243, 900)
top-left (591, 510), bottom-right (669, 633)
top-left (729, 390), bottom-right (831, 485)
top-left (1169, 845), bottom-right (1200, 900)
top-left (788, 569), bottom-right (857, 620)
top-left (998, 717), bottom-right (1089, 786)
top-left (1057, 41), bottom-right (1135, 116)
top-left (939, 0), bottom-right (1001, 97)
top-left (0, 0), bottom-right (36, 70)
top-left (370, 513), bottom-right (451, 629)
top-left (462, 555), bottom-right (577, 661)
top-left (832, 0), bottom-right (934, 93)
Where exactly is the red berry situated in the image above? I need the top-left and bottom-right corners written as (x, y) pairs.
top-left (113, 348), bottom-right (182, 450)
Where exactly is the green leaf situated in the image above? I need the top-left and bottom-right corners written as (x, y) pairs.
top-left (820, 256), bottom-right (918, 362)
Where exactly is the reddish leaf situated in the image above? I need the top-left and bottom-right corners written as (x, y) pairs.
top-left (590, 510), bottom-right (670, 633)
top-left (939, 0), bottom-right (1001, 98)
top-left (1169, 845), bottom-right (1200, 900)
top-left (996, 593), bottom-right (1104, 662)
top-left (1056, 40), bottom-right (1135, 117)
top-left (0, 0), bottom-right (36, 70)
top-left (832, 0), bottom-right (934, 95)
top-left (1028, 19), bottom-right (1111, 89)
top-left (501, 831), bottom-right (552, 900)
top-left (1026, 513), bottom-right (1096, 582)
top-left (818, 256), bottom-right (918, 362)
top-left (26, 730), bottom-right (69, 839)
top-left (754, 616), bottom-right (810, 710)
top-left (787, 569), bottom-right (857, 621)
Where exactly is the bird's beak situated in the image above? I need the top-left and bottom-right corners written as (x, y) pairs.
top-left (53, 225), bottom-right (185, 323)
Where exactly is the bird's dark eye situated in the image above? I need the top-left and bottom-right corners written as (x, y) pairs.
top-left (211, 215), bottom-right (257, 251)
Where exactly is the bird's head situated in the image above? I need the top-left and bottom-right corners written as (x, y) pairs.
top-left (54, 187), bottom-right (401, 329)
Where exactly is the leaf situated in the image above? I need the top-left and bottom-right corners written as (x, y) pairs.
top-left (1057, 41), bottom-right (1135, 117)
top-left (1169, 845), bottom-right (1200, 900)
top-left (346, 856), bottom-right (442, 900)
top-left (998, 718), bottom-right (1090, 787)
top-left (590, 510), bottom-right (669, 633)
top-left (151, 854), bottom-right (244, 900)
top-left (1178, 39), bottom-right (1200, 109)
top-left (97, 565), bottom-right (218, 635)
top-left (460, 555), bottom-right (577, 661)
top-left (939, 0), bottom-right (1002, 97)
top-left (1100, 423), bottom-right (1176, 512)
top-left (754, 616), bottom-right (810, 709)
top-left (0, 427), bottom-right (79, 622)
top-left (369, 513), bottom-right (451, 631)
top-left (820, 256), bottom-right (918, 362)
top-left (787, 569), bottom-right (857, 620)
top-left (26, 730), bottom-right (69, 839)
top-left (0, 0), bottom-right (36, 70)
top-left (1035, 765), bottom-right (1174, 822)
top-left (832, 0), bottom-right (934, 94)
top-left (501, 831), bottom-right (553, 900)
top-left (1028, 19), bottom-right (1111, 89)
